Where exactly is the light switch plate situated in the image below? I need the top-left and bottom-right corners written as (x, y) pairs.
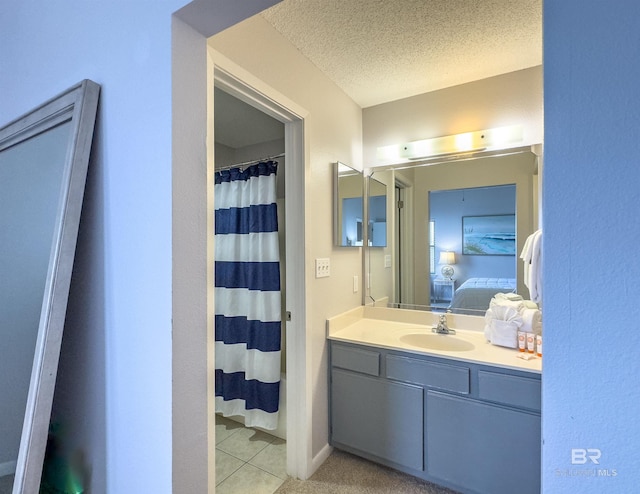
top-left (315, 258), bottom-right (330, 278)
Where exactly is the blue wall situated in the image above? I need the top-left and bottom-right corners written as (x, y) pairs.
top-left (430, 185), bottom-right (516, 284)
top-left (543, 1), bottom-right (640, 491)
top-left (342, 197), bottom-right (363, 245)
top-left (1, 3), bottom-right (279, 491)
top-left (1, 2), bottom-right (181, 491)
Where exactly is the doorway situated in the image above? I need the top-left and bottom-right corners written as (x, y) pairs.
top-left (211, 56), bottom-right (309, 482)
top-left (213, 85), bottom-right (287, 488)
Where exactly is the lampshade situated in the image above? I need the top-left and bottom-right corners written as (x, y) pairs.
top-left (438, 251), bottom-right (456, 265)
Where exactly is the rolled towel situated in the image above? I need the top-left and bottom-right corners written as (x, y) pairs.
top-left (495, 292), bottom-right (523, 302)
top-left (489, 297), bottom-right (525, 315)
top-left (522, 300), bottom-right (539, 310)
top-left (521, 308), bottom-right (542, 335)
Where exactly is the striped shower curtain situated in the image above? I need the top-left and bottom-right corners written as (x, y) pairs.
top-left (214, 161), bottom-right (282, 430)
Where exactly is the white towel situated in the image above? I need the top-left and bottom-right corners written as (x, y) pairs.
top-left (494, 292), bottom-right (523, 302)
top-left (484, 304), bottom-right (523, 343)
top-left (489, 319), bottom-right (520, 348)
top-left (529, 230), bottom-right (542, 303)
top-left (521, 308), bottom-right (542, 335)
top-left (520, 230), bottom-right (542, 303)
top-left (520, 233), bottom-right (535, 287)
top-left (489, 297), bottom-right (525, 314)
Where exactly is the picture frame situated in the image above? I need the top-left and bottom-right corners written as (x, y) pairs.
top-left (462, 214), bottom-right (516, 255)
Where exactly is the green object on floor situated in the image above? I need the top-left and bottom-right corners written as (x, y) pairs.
top-left (40, 456), bottom-right (83, 494)
top-left (39, 423), bottom-right (84, 494)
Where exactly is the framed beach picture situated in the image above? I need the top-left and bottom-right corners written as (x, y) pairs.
top-left (462, 214), bottom-right (516, 255)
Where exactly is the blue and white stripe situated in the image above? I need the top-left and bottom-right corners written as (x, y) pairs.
top-left (214, 161), bottom-right (281, 430)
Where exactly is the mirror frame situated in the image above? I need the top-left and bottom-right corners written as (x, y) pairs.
top-left (367, 175), bottom-right (387, 247)
top-left (333, 161), bottom-right (364, 247)
top-left (0, 80), bottom-right (100, 493)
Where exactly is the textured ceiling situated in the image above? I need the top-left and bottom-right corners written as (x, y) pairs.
top-left (261, 0), bottom-right (542, 108)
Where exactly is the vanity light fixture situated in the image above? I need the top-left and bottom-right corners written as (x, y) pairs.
top-left (376, 125), bottom-right (523, 162)
top-left (438, 251), bottom-right (456, 280)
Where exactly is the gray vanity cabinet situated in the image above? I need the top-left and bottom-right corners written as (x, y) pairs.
top-left (331, 369), bottom-right (424, 471)
top-left (426, 391), bottom-right (541, 494)
top-left (330, 345), bottom-right (424, 471)
top-left (329, 341), bottom-right (541, 494)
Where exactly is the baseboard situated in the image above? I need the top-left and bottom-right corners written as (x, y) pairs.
top-left (0, 460), bottom-right (16, 477)
top-left (310, 443), bottom-right (333, 477)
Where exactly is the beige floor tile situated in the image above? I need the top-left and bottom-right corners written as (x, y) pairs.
top-left (217, 426), bottom-right (276, 462)
top-left (216, 463), bottom-right (284, 494)
top-left (215, 415), bottom-right (243, 445)
top-left (215, 449), bottom-right (245, 486)
top-left (249, 438), bottom-right (288, 479)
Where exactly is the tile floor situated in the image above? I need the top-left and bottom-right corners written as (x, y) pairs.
top-left (215, 415), bottom-right (287, 494)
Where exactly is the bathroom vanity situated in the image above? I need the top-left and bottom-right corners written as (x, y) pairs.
top-left (328, 307), bottom-right (541, 494)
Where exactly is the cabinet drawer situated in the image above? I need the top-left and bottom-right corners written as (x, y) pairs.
top-left (386, 355), bottom-right (469, 394)
top-left (332, 343), bottom-right (380, 376)
top-left (478, 371), bottom-right (541, 411)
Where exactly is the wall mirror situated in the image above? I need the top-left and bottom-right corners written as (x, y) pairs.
top-left (366, 147), bottom-right (540, 315)
top-left (0, 80), bottom-right (100, 493)
top-left (367, 176), bottom-right (387, 247)
top-left (334, 162), bottom-right (364, 247)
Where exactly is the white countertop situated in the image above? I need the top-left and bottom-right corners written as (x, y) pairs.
top-left (327, 306), bottom-right (542, 374)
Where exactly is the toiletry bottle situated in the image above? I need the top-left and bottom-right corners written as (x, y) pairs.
top-left (517, 331), bottom-right (526, 352)
top-left (536, 335), bottom-right (542, 357)
top-left (526, 333), bottom-right (535, 354)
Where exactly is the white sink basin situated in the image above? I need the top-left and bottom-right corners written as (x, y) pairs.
top-left (399, 332), bottom-right (475, 352)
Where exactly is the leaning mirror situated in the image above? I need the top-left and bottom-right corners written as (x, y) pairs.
top-left (367, 148), bottom-right (540, 315)
top-left (0, 80), bottom-right (100, 493)
top-left (334, 162), bottom-right (364, 247)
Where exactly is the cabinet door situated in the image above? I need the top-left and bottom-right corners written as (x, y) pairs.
top-left (426, 390), bottom-right (540, 494)
top-left (331, 368), bottom-right (423, 471)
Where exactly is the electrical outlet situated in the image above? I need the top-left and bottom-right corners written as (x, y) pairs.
top-left (353, 275), bottom-right (359, 293)
top-left (315, 258), bottom-right (330, 278)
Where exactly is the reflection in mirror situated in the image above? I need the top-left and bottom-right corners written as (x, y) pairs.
top-left (368, 177), bottom-right (387, 247)
top-left (367, 148), bottom-right (539, 315)
top-left (0, 80), bottom-right (99, 493)
top-left (430, 185), bottom-right (516, 313)
top-left (334, 162), bottom-right (364, 247)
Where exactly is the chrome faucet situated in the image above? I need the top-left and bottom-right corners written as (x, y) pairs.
top-left (433, 314), bottom-right (456, 335)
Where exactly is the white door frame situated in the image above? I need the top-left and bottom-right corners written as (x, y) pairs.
top-left (394, 177), bottom-right (414, 306)
top-left (208, 49), bottom-right (311, 479)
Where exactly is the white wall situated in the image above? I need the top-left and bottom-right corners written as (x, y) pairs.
top-left (363, 66), bottom-right (543, 166)
top-left (209, 14), bottom-right (363, 459)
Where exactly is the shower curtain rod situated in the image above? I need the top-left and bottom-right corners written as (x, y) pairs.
top-left (216, 153), bottom-right (285, 172)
